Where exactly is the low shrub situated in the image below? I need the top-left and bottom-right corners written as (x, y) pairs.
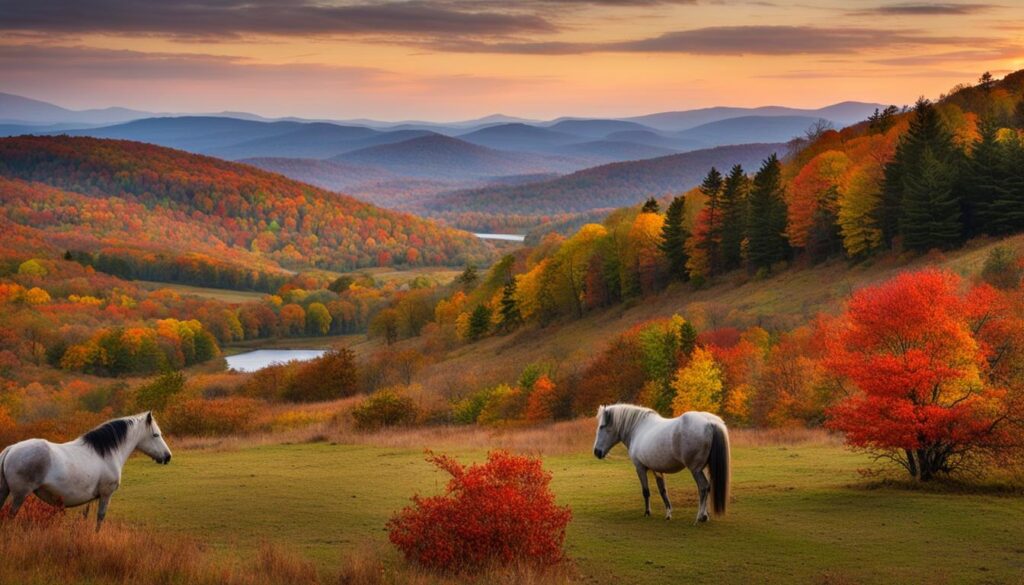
top-left (164, 396), bottom-right (262, 436)
top-left (351, 390), bottom-right (418, 430)
top-left (387, 450), bottom-right (572, 574)
top-left (980, 246), bottom-right (1022, 290)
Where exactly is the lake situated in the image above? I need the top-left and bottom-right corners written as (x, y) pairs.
top-left (474, 233), bottom-right (526, 242)
top-left (224, 349), bottom-right (327, 372)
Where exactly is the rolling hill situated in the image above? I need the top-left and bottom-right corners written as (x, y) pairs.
top-left (0, 136), bottom-right (491, 273)
top-left (675, 115), bottom-right (826, 148)
top-left (457, 123), bottom-right (582, 151)
top-left (332, 134), bottom-right (587, 180)
top-left (424, 142), bottom-right (783, 215)
top-left (0, 92), bottom-right (151, 125)
top-left (623, 101), bottom-right (884, 132)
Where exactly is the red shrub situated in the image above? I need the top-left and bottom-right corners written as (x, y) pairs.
top-left (387, 451), bottom-right (571, 574)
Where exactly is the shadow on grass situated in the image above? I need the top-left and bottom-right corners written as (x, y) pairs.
top-left (848, 476), bottom-right (1024, 497)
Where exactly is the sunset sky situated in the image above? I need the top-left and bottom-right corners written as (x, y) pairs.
top-left (2, 0), bottom-right (1022, 121)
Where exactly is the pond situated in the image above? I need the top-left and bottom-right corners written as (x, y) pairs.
top-left (224, 349), bottom-right (327, 372)
top-left (474, 233), bottom-right (526, 242)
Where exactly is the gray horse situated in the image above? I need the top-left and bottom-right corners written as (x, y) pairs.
top-left (0, 412), bottom-right (172, 531)
top-left (593, 404), bottom-right (730, 523)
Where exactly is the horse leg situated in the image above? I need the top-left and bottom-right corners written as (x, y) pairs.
top-left (7, 491), bottom-right (28, 519)
top-left (635, 465), bottom-right (651, 517)
top-left (0, 481), bottom-right (8, 511)
top-left (690, 468), bottom-right (710, 524)
top-left (95, 493), bottom-right (112, 532)
top-left (82, 501), bottom-right (91, 520)
top-left (654, 473), bottom-right (672, 520)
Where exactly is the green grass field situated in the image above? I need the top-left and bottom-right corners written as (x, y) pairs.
top-left (111, 439), bottom-right (1024, 585)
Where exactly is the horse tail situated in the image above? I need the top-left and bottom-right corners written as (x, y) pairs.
top-left (0, 445), bottom-right (9, 491)
top-left (708, 422), bottom-right (730, 516)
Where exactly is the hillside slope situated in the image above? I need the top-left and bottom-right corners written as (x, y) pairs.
top-left (0, 136), bottom-right (490, 271)
top-left (405, 234), bottom-right (1024, 395)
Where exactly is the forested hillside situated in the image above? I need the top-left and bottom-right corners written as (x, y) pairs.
top-left (0, 136), bottom-right (491, 278)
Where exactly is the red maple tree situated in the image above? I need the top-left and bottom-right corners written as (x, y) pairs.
top-left (824, 269), bottom-right (1021, 480)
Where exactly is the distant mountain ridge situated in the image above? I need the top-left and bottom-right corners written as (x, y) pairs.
top-left (424, 142), bottom-right (784, 215)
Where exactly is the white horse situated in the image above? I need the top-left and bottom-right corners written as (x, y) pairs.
top-left (0, 412), bottom-right (171, 531)
top-left (593, 404), bottom-right (730, 523)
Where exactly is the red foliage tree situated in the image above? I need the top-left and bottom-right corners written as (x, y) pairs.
top-left (824, 269), bottom-right (1019, 480)
top-left (387, 451), bottom-right (571, 574)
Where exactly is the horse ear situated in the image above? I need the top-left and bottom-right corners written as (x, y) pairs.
top-left (146, 411), bottom-right (153, 425)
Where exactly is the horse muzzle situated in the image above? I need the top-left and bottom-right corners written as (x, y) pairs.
top-left (156, 453), bottom-right (172, 465)
top-left (593, 448), bottom-right (604, 459)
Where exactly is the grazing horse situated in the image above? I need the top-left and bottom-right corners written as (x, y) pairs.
top-left (593, 404), bottom-right (730, 523)
top-left (0, 412), bottom-right (171, 531)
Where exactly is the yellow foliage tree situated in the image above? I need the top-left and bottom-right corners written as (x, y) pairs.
top-left (628, 212), bottom-right (667, 295)
top-left (838, 166), bottom-right (883, 257)
top-left (24, 287), bottom-right (51, 304)
top-left (671, 346), bottom-right (723, 415)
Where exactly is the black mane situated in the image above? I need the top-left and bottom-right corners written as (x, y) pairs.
top-left (81, 418), bottom-right (134, 457)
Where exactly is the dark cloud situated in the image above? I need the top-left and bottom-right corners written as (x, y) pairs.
top-left (848, 3), bottom-right (1000, 16)
top-left (871, 45), bottom-right (1022, 65)
top-left (424, 26), bottom-right (983, 55)
top-left (0, 44), bottom-right (391, 81)
top-left (0, 0), bottom-right (556, 38)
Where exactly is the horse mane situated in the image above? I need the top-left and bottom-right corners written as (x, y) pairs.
top-left (607, 404), bottom-right (655, 438)
top-left (81, 417), bottom-right (136, 458)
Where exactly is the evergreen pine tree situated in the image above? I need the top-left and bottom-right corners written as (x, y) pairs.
top-left (497, 278), bottom-right (522, 332)
top-left (882, 98), bottom-right (962, 251)
top-left (659, 195), bottom-right (690, 280)
top-left (806, 185), bottom-right (842, 263)
top-left (985, 134), bottom-right (1024, 234)
top-left (746, 154), bottom-right (789, 273)
top-left (698, 167), bottom-right (724, 274)
top-left (467, 305), bottom-right (492, 341)
top-left (457, 264), bottom-right (479, 289)
top-left (965, 119), bottom-right (1012, 236)
top-left (679, 321), bottom-right (699, 359)
top-left (641, 197), bottom-right (660, 214)
top-left (719, 164), bottom-right (750, 271)
top-left (901, 148), bottom-right (962, 251)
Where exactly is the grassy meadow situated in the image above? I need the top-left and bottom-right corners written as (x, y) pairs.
top-left (75, 425), bottom-right (1024, 585)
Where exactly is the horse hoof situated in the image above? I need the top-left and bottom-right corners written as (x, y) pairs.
top-left (644, 510), bottom-right (651, 517)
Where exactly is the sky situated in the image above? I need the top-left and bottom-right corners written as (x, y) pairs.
top-left (1, 0), bottom-right (1022, 121)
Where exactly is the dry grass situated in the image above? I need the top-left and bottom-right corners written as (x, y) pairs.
top-left (0, 516), bottom-right (575, 585)
top-left (0, 517), bottom-right (316, 585)
top-left (172, 405), bottom-right (838, 457)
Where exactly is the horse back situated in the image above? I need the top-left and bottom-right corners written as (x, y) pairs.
top-left (4, 439), bottom-right (54, 485)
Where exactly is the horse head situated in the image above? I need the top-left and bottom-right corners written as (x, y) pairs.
top-left (593, 405), bottom-right (620, 459)
top-left (137, 412), bottom-right (172, 465)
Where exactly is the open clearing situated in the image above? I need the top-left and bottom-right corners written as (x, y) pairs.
top-left (112, 437), bottom-right (1024, 585)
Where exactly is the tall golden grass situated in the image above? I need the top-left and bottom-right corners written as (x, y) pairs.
top-left (0, 516), bottom-right (574, 585)
top-left (173, 410), bottom-right (839, 456)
